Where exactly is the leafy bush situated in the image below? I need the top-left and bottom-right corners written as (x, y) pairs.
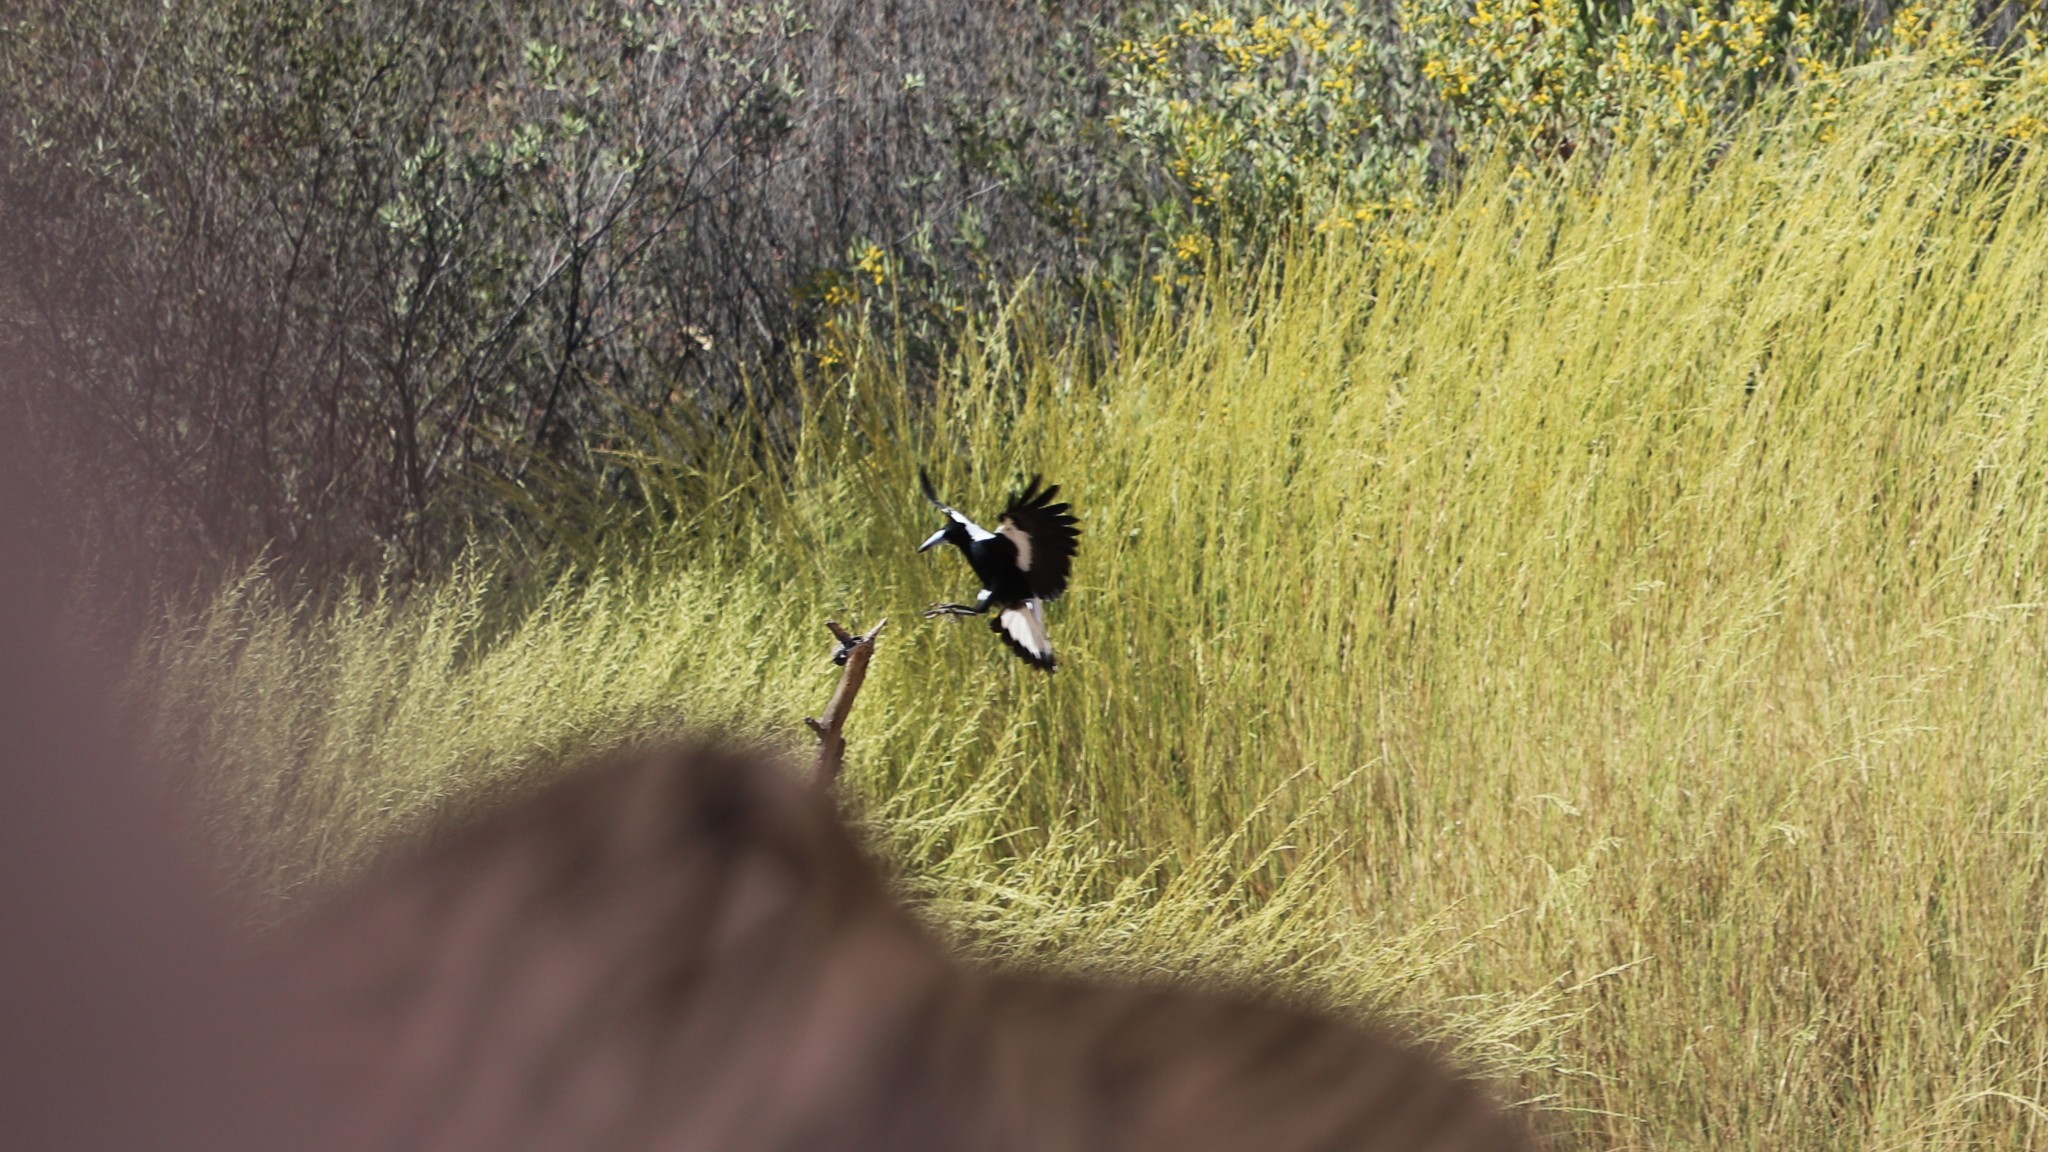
top-left (3, 0), bottom-right (798, 573)
top-left (1402, 0), bottom-right (2048, 161)
top-left (1102, 2), bottom-right (1440, 269)
top-left (0, 0), bottom-right (1141, 578)
top-left (1107, 1), bottom-right (2048, 262)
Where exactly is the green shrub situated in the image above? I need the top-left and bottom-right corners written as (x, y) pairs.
top-left (1402, 0), bottom-right (2048, 162)
top-left (0, 0), bottom-right (1145, 578)
top-left (1102, 2), bottom-right (1436, 273)
top-left (1, 0), bottom-right (818, 575)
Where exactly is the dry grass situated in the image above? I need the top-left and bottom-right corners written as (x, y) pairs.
top-left (146, 64), bottom-right (2048, 1149)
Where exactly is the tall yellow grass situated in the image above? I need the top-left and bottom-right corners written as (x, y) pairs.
top-left (148, 67), bottom-right (2048, 1148)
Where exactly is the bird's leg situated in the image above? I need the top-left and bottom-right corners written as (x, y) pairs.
top-left (922, 589), bottom-right (993, 619)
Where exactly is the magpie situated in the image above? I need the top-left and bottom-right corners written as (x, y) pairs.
top-left (917, 468), bottom-right (1080, 671)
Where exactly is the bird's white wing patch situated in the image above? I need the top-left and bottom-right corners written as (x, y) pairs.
top-left (996, 599), bottom-right (1054, 666)
top-left (997, 520), bottom-right (1033, 570)
top-left (951, 510), bottom-right (997, 542)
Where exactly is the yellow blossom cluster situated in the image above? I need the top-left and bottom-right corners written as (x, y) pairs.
top-left (1407, 0), bottom-right (1812, 151)
top-left (1106, 0), bottom-right (1424, 272)
top-left (854, 242), bottom-right (890, 287)
top-left (1869, 6), bottom-right (2048, 147)
top-left (1405, 0), bottom-right (2048, 160)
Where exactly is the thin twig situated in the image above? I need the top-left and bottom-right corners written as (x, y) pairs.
top-left (807, 617), bottom-right (886, 787)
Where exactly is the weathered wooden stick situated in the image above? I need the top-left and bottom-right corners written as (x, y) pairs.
top-left (807, 617), bottom-right (886, 787)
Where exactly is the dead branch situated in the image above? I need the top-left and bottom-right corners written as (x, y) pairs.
top-left (807, 617), bottom-right (886, 787)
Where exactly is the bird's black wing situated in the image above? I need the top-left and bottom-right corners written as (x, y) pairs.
top-left (996, 476), bottom-right (1080, 601)
top-left (919, 467), bottom-right (954, 514)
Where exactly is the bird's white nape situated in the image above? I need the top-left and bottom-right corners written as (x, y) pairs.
top-left (950, 509), bottom-right (997, 542)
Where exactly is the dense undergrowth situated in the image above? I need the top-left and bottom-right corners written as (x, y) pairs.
top-left (15, 0), bottom-right (2034, 581)
top-left (142, 56), bottom-right (2048, 1149)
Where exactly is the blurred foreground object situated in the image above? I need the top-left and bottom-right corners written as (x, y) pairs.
top-left (289, 744), bottom-right (1533, 1152)
top-left (0, 452), bottom-right (320, 1152)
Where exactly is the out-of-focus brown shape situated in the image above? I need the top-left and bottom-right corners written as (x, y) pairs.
top-left (0, 436), bottom-right (325, 1152)
top-left (289, 745), bottom-right (1535, 1152)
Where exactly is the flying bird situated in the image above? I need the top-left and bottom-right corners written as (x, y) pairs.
top-left (917, 468), bottom-right (1080, 671)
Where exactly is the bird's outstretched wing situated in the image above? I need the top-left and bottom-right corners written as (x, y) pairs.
top-left (991, 599), bottom-right (1057, 671)
top-left (997, 476), bottom-right (1080, 600)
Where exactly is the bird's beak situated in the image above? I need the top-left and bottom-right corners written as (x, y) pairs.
top-left (917, 528), bottom-right (948, 553)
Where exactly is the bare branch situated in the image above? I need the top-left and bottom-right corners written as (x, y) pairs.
top-left (808, 617), bottom-right (886, 787)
